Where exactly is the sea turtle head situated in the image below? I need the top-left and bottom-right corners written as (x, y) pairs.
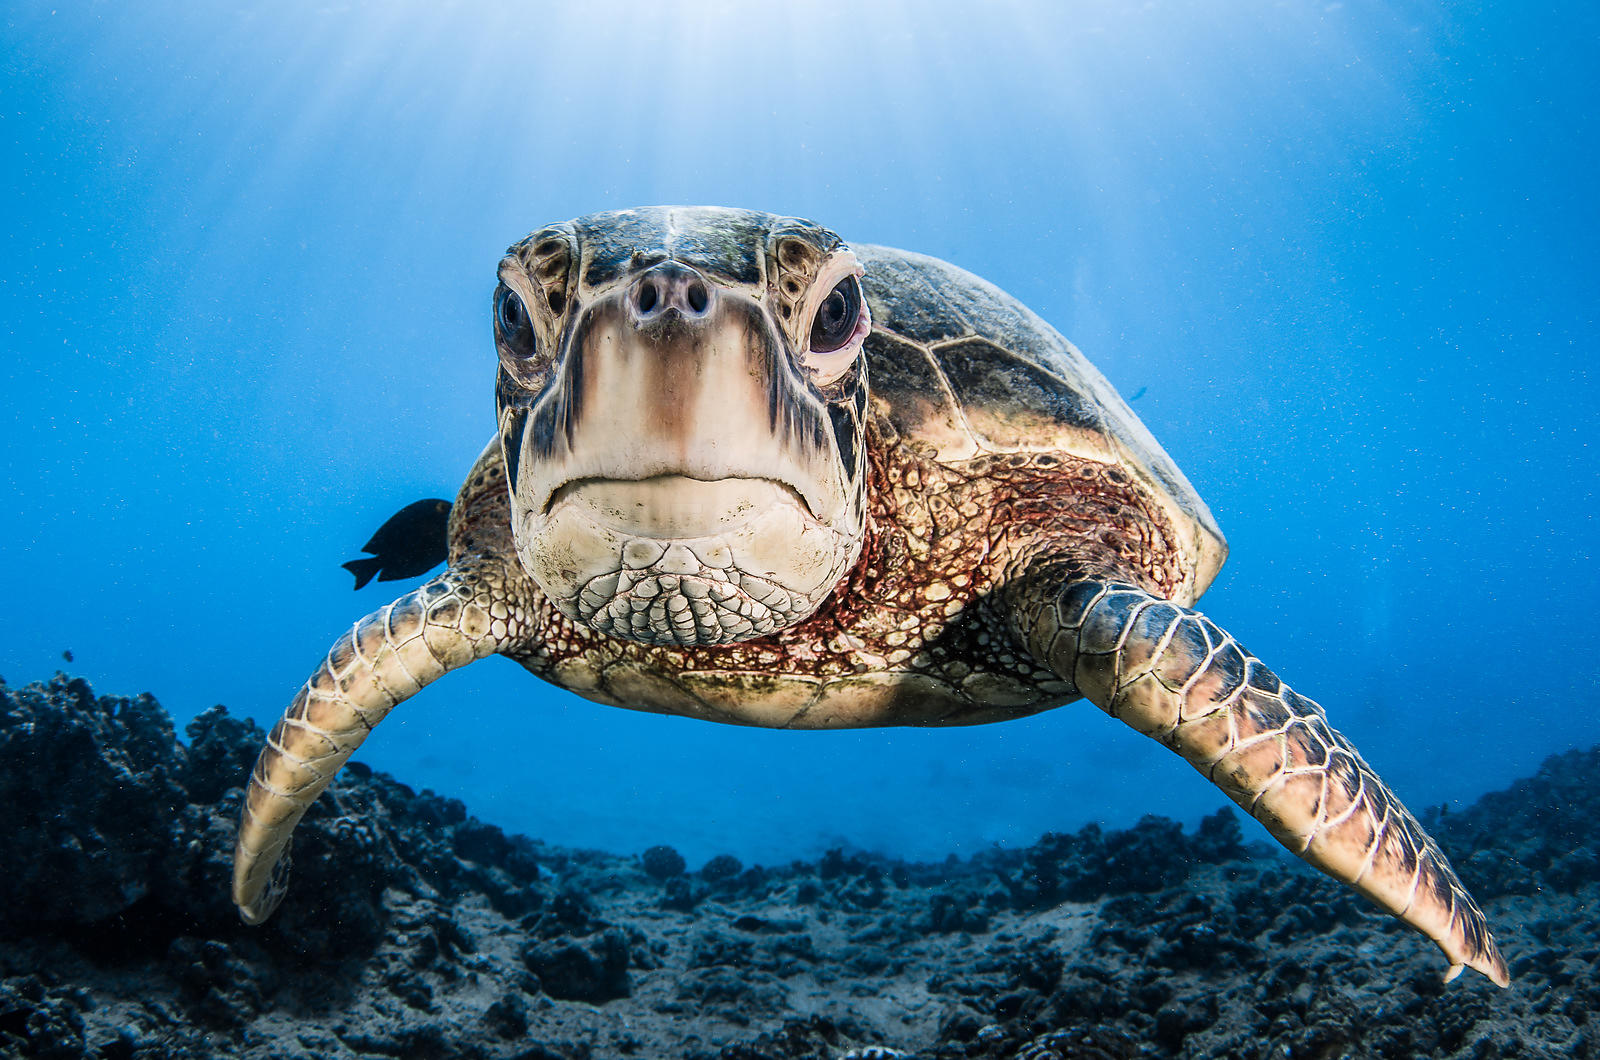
top-left (493, 206), bottom-right (871, 646)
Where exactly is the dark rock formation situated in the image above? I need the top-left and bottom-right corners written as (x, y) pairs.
top-left (641, 844), bottom-right (688, 881)
top-left (0, 677), bottom-right (187, 928)
top-left (1, 673), bottom-right (1596, 1058)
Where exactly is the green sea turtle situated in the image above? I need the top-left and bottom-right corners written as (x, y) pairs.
top-left (233, 206), bottom-right (1508, 986)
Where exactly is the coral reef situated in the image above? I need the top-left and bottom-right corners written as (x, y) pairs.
top-left (0, 673), bottom-right (1595, 1058)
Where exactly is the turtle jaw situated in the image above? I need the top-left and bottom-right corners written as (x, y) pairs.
top-left (519, 474), bottom-right (861, 646)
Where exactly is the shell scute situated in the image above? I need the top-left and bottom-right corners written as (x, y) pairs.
top-left (859, 249), bottom-right (978, 345)
top-left (933, 336), bottom-right (1113, 457)
top-left (862, 331), bottom-right (977, 460)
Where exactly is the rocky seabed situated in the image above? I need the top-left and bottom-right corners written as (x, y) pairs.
top-left (1, 674), bottom-right (1595, 1059)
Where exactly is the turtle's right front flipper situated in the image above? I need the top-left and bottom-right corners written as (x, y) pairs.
top-left (231, 565), bottom-right (522, 924)
top-left (1010, 577), bottom-right (1509, 987)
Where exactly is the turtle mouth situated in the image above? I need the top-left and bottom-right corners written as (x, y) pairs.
top-left (545, 474), bottom-right (820, 533)
top-left (523, 473), bottom-right (858, 646)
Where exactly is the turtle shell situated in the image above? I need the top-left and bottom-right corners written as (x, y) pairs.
top-left (856, 244), bottom-right (1227, 605)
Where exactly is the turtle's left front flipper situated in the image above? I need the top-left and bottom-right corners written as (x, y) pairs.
top-left (1009, 577), bottom-right (1509, 987)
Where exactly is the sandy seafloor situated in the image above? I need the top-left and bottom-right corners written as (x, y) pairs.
top-left (2, 673), bottom-right (1596, 1059)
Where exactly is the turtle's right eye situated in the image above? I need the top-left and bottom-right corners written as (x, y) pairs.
top-left (494, 284), bottom-right (538, 359)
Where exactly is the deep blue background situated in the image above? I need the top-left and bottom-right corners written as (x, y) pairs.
top-left (4, 1), bottom-right (1594, 865)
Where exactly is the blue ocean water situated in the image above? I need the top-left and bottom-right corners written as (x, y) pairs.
top-left (2, 0), bottom-right (1594, 870)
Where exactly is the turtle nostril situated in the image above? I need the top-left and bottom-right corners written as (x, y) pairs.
top-left (685, 281), bottom-right (709, 315)
top-left (636, 281), bottom-right (659, 314)
top-left (631, 264), bottom-right (714, 325)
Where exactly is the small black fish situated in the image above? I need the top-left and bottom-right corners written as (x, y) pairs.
top-left (62, 649), bottom-right (73, 663)
top-left (342, 498), bottom-right (453, 590)
top-left (1129, 386), bottom-right (1148, 401)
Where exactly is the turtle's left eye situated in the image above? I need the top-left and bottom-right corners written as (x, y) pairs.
top-left (810, 275), bottom-right (863, 354)
top-left (495, 284), bottom-right (537, 359)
